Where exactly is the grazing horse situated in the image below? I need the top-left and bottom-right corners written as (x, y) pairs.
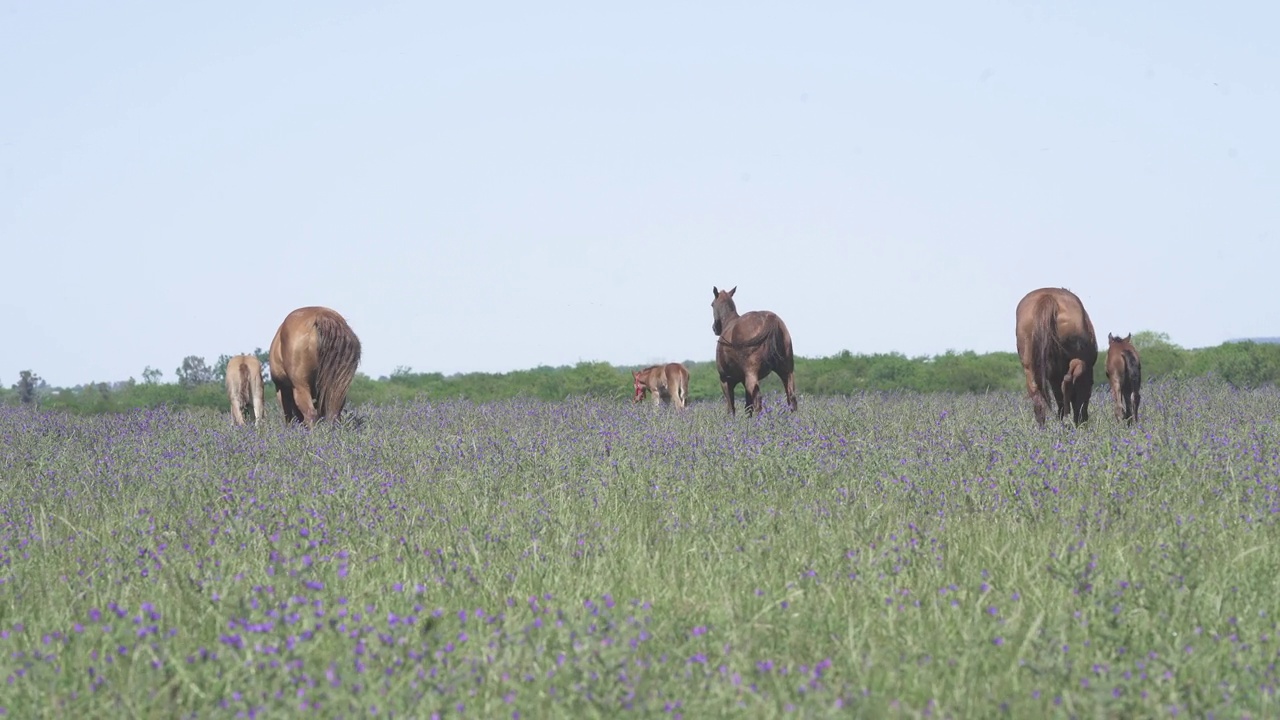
top-left (225, 354), bottom-right (265, 426)
top-left (710, 286), bottom-right (798, 417)
top-left (632, 363), bottom-right (690, 409)
top-left (268, 306), bottom-right (362, 428)
top-left (1015, 287), bottom-right (1098, 427)
top-left (1106, 333), bottom-right (1142, 424)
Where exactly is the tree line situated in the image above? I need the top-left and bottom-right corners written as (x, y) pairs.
top-left (6, 332), bottom-right (1280, 414)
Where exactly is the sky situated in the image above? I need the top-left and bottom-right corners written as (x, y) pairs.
top-left (2, 1), bottom-right (1277, 387)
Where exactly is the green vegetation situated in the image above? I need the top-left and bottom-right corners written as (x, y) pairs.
top-left (7, 331), bottom-right (1280, 415)
top-left (1, 381), bottom-right (1279, 716)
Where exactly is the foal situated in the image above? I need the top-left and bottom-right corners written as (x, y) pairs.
top-left (633, 363), bottom-right (689, 409)
top-left (225, 354), bottom-right (265, 425)
top-left (1105, 333), bottom-right (1142, 423)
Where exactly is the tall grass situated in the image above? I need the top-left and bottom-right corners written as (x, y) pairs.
top-left (1, 378), bottom-right (1278, 717)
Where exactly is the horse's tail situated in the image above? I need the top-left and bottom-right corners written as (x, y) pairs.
top-left (1029, 294), bottom-right (1059, 410)
top-left (1124, 347), bottom-right (1142, 390)
top-left (667, 365), bottom-right (689, 407)
top-left (772, 318), bottom-right (794, 369)
top-left (237, 361), bottom-right (251, 407)
top-left (313, 312), bottom-right (362, 421)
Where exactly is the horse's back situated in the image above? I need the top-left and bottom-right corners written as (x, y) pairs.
top-left (718, 310), bottom-right (794, 377)
top-left (724, 310), bottom-right (790, 343)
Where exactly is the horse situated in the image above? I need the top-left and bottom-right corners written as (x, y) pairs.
top-left (268, 306), bottom-right (362, 428)
top-left (1106, 333), bottom-right (1142, 424)
top-left (710, 286), bottom-right (798, 417)
top-left (225, 354), bottom-right (265, 426)
top-left (1014, 287), bottom-right (1098, 427)
top-left (632, 363), bottom-right (690, 409)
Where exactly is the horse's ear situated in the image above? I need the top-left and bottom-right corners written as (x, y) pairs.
top-left (712, 286), bottom-right (719, 298)
top-left (728, 286), bottom-right (736, 297)
top-left (1108, 333), bottom-right (1115, 342)
top-left (1124, 333), bottom-right (1132, 342)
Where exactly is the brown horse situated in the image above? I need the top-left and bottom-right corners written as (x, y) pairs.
top-left (225, 354), bottom-right (265, 426)
top-left (1015, 287), bottom-right (1098, 427)
top-left (1106, 333), bottom-right (1142, 424)
top-left (632, 363), bottom-right (689, 409)
top-left (711, 286), bottom-right (797, 417)
top-left (268, 306), bottom-right (362, 428)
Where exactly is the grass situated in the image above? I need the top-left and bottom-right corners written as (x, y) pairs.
top-left (1, 378), bottom-right (1278, 718)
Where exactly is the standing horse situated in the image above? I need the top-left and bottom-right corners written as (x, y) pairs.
top-left (710, 286), bottom-right (798, 417)
top-left (1015, 287), bottom-right (1098, 427)
top-left (1106, 333), bottom-right (1142, 424)
top-left (225, 354), bottom-right (265, 426)
top-left (268, 306), bottom-right (362, 428)
top-left (632, 363), bottom-right (690, 409)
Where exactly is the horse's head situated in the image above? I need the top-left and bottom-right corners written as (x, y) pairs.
top-left (711, 286), bottom-right (738, 336)
top-left (632, 371), bottom-right (645, 402)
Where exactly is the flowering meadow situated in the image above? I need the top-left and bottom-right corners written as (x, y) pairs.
top-left (1, 379), bottom-right (1279, 718)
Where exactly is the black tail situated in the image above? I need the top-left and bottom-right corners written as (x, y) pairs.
top-left (1123, 348), bottom-right (1142, 391)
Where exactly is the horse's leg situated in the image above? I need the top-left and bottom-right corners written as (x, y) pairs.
top-left (1022, 366), bottom-right (1047, 427)
top-left (743, 373), bottom-right (761, 418)
top-left (773, 366), bottom-right (793, 412)
top-left (1076, 390), bottom-right (1090, 426)
top-left (252, 382), bottom-right (265, 426)
top-left (229, 392), bottom-right (245, 425)
top-left (1052, 378), bottom-right (1067, 422)
top-left (1110, 375), bottom-right (1125, 422)
top-left (721, 380), bottom-right (736, 416)
top-left (291, 384), bottom-right (318, 428)
top-left (276, 384), bottom-right (298, 426)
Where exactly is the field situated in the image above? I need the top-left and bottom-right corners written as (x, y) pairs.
top-left (2, 380), bottom-right (1279, 718)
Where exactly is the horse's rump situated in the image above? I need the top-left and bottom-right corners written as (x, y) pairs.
top-left (663, 363), bottom-right (689, 405)
top-left (719, 311), bottom-right (791, 375)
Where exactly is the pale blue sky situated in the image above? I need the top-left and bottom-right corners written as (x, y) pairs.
top-left (2, 1), bottom-right (1276, 386)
